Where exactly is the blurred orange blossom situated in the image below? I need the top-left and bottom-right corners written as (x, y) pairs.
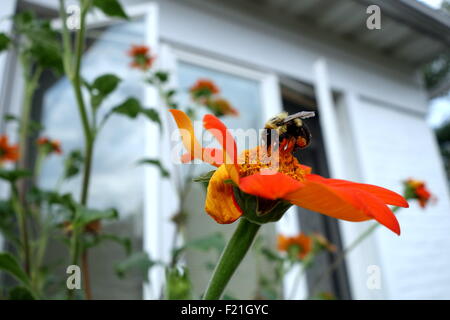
top-left (0, 135), bottom-right (19, 164)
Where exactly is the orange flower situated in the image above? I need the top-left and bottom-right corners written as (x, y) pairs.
top-left (277, 233), bottom-right (312, 259)
top-left (37, 137), bottom-right (62, 155)
top-left (169, 110), bottom-right (408, 234)
top-left (404, 179), bottom-right (434, 208)
top-left (190, 79), bottom-right (220, 100)
top-left (207, 98), bottom-right (239, 117)
top-left (0, 135), bottom-right (19, 163)
top-left (127, 45), bottom-right (155, 71)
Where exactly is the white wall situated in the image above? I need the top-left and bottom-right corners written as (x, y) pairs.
top-left (345, 96), bottom-right (450, 299)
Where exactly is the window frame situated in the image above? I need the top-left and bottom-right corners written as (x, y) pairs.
top-left (158, 42), bottom-right (308, 299)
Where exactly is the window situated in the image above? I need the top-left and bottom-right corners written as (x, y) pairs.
top-left (282, 81), bottom-right (351, 299)
top-left (37, 19), bottom-right (147, 300)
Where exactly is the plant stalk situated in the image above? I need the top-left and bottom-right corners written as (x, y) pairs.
top-left (60, 0), bottom-right (94, 299)
top-left (11, 184), bottom-right (31, 276)
top-left (203, 218), bottom-right (261, 300)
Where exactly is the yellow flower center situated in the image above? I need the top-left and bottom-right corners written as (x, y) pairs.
top-left (238, 146), bottom-right (307, 181)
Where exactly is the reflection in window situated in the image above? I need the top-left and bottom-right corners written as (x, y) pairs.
top-left (176, 61), bottom-right (277, 299)
top-left (40, 20), bottom-right (146, 299)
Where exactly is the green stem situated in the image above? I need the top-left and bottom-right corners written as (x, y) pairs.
top-left (80, 140), bottom-right (93, 205)
top-left (309, 206), bottom-right (401, 297)
top-left (18, 65), bottom-right (42, 169)
top-left (60, 0), bottom-right (94, 299)
top-left (11, 184), bottom-right (31, 276)
top-left (67, 227), bottom-right (80, 300)
top-left (33, 150), bottom-right (45, 182)
top-left (203, 218), bottom-right (261, 300)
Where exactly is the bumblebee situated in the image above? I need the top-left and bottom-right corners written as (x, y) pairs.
top-left (262, 111), bottom-right (315, 152)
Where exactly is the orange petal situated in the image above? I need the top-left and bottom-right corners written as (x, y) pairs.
top-left (284, 180), bottom-right (370, 222)
top-left (169, 109), bottom-right (202, 159)
top-left (180, 148), bottom-right (224, 167)
top-left (306, 175), bottom-right (408, 207)
top-left (349, 188), bottom-right (400, 235)
top-left (239, 172), bottom-right (303, 200)
top-left (170, 109), bottom-right (222, 167)
top-left (203, 114), bottom-right (240, 184)
top-left (284, 178), bottom-right (401, 234)
top-left (205, 165), bottom-right (243, 224)
top-left (203, 114), bottom-right (238, 164)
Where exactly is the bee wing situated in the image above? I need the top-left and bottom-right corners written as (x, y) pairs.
top-left (282, 111), bottom-right (315, 123)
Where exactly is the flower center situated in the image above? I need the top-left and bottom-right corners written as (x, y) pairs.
top-left (238, 146), bottom-right (307, 181)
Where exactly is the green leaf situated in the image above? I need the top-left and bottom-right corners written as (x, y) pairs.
top-left (14, 12), bottom-right (63, 73)
top-left (193, 170), bottom-right (216, 187)
top-left (0, 33), bottom-right (11, 52)
top-left (173, 233), bottom-right (226, 262)
top-left (110, 98), bottom-right (162, 131)
top-left (141, 108), bottom-right (161, 128)
top-left (92, 0), bottom-right (128, 19)
top-left (260, 247), bottom-right (283, 262)
top-left (90, 74), bottom-right (121, 109)
top-left (3, 114), bottom-right (17, 122)
top-left (92, 74), bottom-right (121, 95)
top-left (8, 286), bottom-right (35, 300)
top-left (3, 114), bottom-right (44, 133)
top-left (75, 207), bottom-right (119, 229)
top-left (0, 201), bottom-right (20, 246)
top-left (83, 234), bottom-right (132, 255)
top-left (137, 158), bottom-right (170, 177)
top-left (0, 253), bottom-right (31, 288)
top-left (0, 169), bottom-right (32, 183)
top-left (63, 150), bottom-right (84, 180)
top-left (112, 98), bottom-right (141, 118)
top-left (154, 71), bottom-right (169, 83)
top-left (165, 267), bottom-right (192, 300)
top-left (166, 89), bottom-right (176, 98)
top-left (115, 252), bottom-right (158, 280)
top-left (184, 232), bottom-right (226, 253)
top-left (29, 189), bottom-right (77, 212)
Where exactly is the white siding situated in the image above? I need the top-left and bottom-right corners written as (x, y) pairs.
top-left (348, 97), bottom-right (450, 299)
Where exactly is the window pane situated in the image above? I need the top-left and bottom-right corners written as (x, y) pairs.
top-left (176, 61), bottom-right (278, 299)
top-left (40, 20), bottom-right (146, 299)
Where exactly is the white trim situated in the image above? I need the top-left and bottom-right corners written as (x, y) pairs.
top-left (338, 91), bottom-right (386, 299)
top-left (170, 46), bottom-right (275, 83)
top-left (313, 58), bottom-right (345, 178)
top-left (0, 0), bottom-right (17, 254)
top-left (140, 3), bottom-right (163, 300)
